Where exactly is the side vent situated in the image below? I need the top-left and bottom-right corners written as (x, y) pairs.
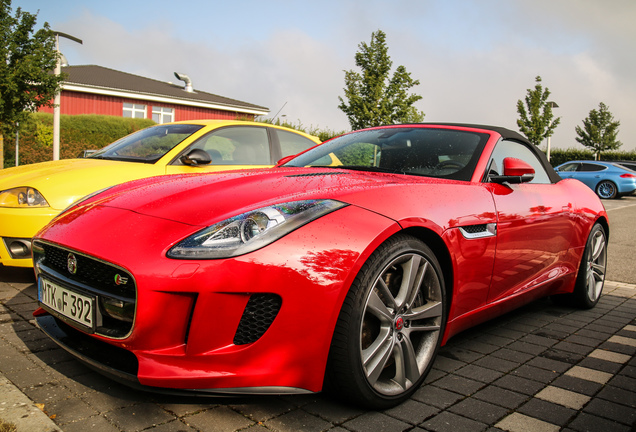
top-left (459, 223), bottom-right (497, 239)
top-left (233, 294), bottom-right (282, 345)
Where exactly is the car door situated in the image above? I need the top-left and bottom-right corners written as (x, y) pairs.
top-left (165, 126), bottom-right (273, 174)
top-left (485, 140), bottom-right (575, 303)
top-left (570, 162), bottom-right (607, 190)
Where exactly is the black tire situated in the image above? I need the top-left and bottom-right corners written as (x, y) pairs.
top-left (596, 180), bottom-right (618, 199)
top-left (552, 223), bottom-right (607, 309)
top-left (326, 234), bottom-right (447, 409)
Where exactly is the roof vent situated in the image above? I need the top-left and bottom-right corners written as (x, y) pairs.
top-left (174, 72), bottom-right (193, 93)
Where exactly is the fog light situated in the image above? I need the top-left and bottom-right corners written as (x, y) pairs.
top-left (4, 238), bottom-right (32, 259)
top-left (101, 298), bottom-right (134, 322)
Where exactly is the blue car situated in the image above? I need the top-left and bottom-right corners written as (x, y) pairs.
top-left (555, 160), bottom-right (636, 199)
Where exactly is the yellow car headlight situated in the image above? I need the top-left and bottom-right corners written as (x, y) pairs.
top-left (0, 187), bottom-right (49, 208)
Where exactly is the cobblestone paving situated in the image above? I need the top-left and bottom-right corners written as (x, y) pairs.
top-left (1, 270), bottom-right (635, 432)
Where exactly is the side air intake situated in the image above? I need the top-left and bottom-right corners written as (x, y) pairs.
top-left (233, 294), bottom-right (282, 345)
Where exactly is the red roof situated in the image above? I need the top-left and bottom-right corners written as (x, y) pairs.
top-left (61, 65), bottom-right (268, 115)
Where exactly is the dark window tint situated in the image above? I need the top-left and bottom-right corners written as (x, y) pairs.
top-left (579, 163), bottom-right (605, 172)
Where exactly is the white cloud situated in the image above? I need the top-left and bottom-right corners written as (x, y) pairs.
top-left (49, 1), bottom-right (636, 150)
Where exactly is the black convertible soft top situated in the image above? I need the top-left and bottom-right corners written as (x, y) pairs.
top-left (416, 123), bottom-right (530, 144)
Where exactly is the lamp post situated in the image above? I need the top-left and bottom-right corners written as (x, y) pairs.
top-left (52, 31), bottom-right (82, 161)
top-left (15, 125), bottom-right (18, 167)
top-left (546, 101), bottom-right (559, 162)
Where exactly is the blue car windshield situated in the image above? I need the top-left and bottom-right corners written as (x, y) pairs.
top-left (284, 127), bottom-right (489, 181)
top-left (89, 124), bottom-right (204, 163)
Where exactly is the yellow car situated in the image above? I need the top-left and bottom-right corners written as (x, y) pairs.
top-left (0, 120), bottom-right (320, 268)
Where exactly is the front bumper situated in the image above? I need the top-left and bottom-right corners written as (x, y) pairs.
top-left (36, 313), bottom-right (139, 384)
top-left (35, 314), bottom-right (311, 396)
top-left (0, 206), bottom-right (59, 267)
top-left (33, 204), bottom-right (400, 393)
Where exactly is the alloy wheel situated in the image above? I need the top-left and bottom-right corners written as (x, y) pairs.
top-left (585, 228), bottom-right (607, 302)
top-left (360, 252), bottom-right (443, 395)
top-left (596, 181), bottom-right (617, 199)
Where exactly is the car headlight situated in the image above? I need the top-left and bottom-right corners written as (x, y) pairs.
top-left (0, 187), bottom-right (49, 208)
top-left (168, 199), bottom-right (347, 259)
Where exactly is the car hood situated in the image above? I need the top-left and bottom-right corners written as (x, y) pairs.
top-left (0, 158), bottom-right (162, 210)
top-left (87, 167), bottom-right (465, 228)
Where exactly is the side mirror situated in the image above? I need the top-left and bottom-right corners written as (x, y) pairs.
top-left (78, 150), bottom-right (97, 158)
top-left (490, 157), bottom-right (535, 184)
top-left (180, 149), bottom-right (212, 166)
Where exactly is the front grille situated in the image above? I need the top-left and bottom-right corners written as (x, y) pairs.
top-left (233, 294), bottom-right (282, 345)
top-left (38, 242), bottom-right (135, 298)
top-left (33, 240), bottom-right (136, 338)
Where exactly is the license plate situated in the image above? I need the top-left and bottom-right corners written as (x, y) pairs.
top-left (38, 278), bottom-right (95, 330)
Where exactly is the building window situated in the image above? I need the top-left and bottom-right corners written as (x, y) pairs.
top-left (152, 106), bottom-right (174, 124)
top-left (123, 103), bottom-right (146, 118)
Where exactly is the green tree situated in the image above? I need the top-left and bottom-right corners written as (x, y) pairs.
top-left (338, 30), bottom-right (425, 130)
top-left (516, 76), bottom-right (560, 147)
top-left (0, 0), bottom-right (64, 168)
top-left (575, 102), bottom-right (621, 160)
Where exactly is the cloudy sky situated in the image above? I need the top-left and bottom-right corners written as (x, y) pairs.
top-left (18, 0), bottom-right (636, 150)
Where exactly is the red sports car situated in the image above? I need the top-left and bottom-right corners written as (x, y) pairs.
top-left (32, 124), bottom-right (608, 409)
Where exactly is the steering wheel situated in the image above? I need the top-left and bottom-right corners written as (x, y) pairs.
top-left (434, 160), bottom-right (465, 171)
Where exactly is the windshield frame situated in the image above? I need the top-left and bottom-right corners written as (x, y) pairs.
top-left (283, 126), bottom-right (490, 181)
top-left (88, 124), bottom-right (205, 164)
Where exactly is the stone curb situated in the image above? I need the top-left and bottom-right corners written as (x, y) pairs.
top-left (0, 375), bottom-right (61, 432)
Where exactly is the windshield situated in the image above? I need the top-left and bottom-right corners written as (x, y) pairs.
top-left (284, 127), bottom-right (489, 181)
top-left (89, 124), bottom-right (204, 163)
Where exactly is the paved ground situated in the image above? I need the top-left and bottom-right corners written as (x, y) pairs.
top-left (1, 196), bottom-right (635, 432)
top-left (603, 195), bottom-right (636, 284)
top-left (1, 277), bottom-right (635, 432)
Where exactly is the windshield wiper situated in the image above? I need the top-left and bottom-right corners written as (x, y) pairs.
top-left (282, 165), bottom-right (406, 175)
top-left (337, 165), bottom-right (406, 175)
top-left (89, 155), bottom-right (153, 163)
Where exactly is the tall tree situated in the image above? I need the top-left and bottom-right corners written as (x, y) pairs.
top-left (516, 76), bottom-right (560, 147)
top-left (0, 0), bottom-right (64, 168)
top-left (575, 102), bottom-right (621, 159)
top-left (338, 30), bottom-right (425, 130)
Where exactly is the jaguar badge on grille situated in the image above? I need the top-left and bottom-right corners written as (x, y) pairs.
top-left (114, 274), bottom-right (129, 285)
top-left (67, 253), bottom-right (77, 274)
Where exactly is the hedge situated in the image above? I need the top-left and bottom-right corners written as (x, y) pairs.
top-left (4, 113), bottom-right (155, 168)
top-left (5, 114), bottom-right (636, 169)
top-left (258, 118), bottom-right (347, 142)
top-left (548, 148), bottom-right (636, 167)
